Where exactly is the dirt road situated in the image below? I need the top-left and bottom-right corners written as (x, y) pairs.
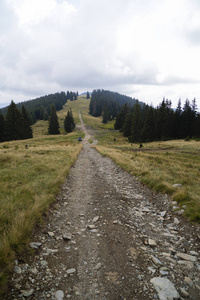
top-left (7, 113), bottom-right (200, 300)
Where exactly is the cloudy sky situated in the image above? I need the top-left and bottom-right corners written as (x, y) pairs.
top-left (0, 0), bottom-right (200, 109)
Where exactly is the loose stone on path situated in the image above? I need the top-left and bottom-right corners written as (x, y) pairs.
top-left (150, 277), bottom-right (180, 300)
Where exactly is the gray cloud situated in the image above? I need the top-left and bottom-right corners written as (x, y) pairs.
top-left (0, 0), bottom-right (200, 108)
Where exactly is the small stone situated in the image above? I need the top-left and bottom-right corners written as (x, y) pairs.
top-left (179, 287), bottom-right (189, 298)
top-left (173, 217), bottom-right (180, 225)
top-left (40, 260), bottom-right (48, 267)
top-left (159, 270), bottom-right (169, 276)
top-left (160, 211), bottom-right (166, 217)
top-left (184, 277), bottom-right (193, 286)
top-left (113, 220), bottom-right (118, 224)
top-left (196, 284), bottom-right (200, 291)
top-left (66, 268), bottom-right (76, 274)
top-left (30, 267), bottom-right (38, 274)
top-left (63, 234), bottom-right (72, 241)
top-left (149, 239), bottom-right (157, 247)
top-left (48, 232), bottom-right (55, 237)
top-left (177, 260), bottom-right (194, 269)
top-left (165, 257), bottom-right (176, 265)
top-left (93, 216), bottom-right (99, 223)
top-left (46, 249), bottom-right (58, 254)
top-left (177, 253), bottom-right (197, 262)
top-left (30, 242), bottom-right (42, 249)
top-left (94, 263), bottom-right (102, 270)
top-left (189, 250), bottom-right (198, 256)
top-left (14, 266), bottom-right (22, 274)
top-left (22, 289), bottom-right (34, 297)
top-left (87, 225), bottom-right (96, 230)
top-left (151, 256), bottom-right (162, 265)
top-left (141, 207), bottom-right (150, 212)
top-left (172, 184), bottom-right (183, 188)
top-left (148, 267), bottom-right (156, 274)
top-left (55, 290), bottom-right (64, 300)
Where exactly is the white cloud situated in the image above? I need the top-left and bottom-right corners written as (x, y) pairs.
top-left (0, 0), bottom-right (200, 108)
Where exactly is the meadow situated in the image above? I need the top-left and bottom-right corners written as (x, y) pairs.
top-left (0, 96), bottom-right (89, 292)
top-left (76, 99), bottom-right (200, 224)
top-left (1, 95), bottom-right (200, 293)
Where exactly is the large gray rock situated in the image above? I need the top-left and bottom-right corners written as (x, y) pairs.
top-left (150, 277), bottom-right (179, 300)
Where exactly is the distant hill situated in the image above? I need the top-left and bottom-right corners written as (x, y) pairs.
top-left (1, 91), bottom-right (78, 124)
top-left (89, 89), bottom-right (144, 122)
top-left (80, 92), bottom-right (92, 96)
top-left (0, 103), bottom-right (9, 109)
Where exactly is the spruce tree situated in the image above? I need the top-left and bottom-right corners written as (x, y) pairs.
top-left (64, 109), bottom-right (75, 133)
top-left (5, 100), bottom-right (24, 141)
top-left (0, 110), bottom-right (4, 142)
top-left (48, 105), bottom-right (60, 134)
top-left (86, 91), bottom-right (90, 99)
top-left (129, 101), bottom-right (142, 143)
top-left (21, 105), bottom-right (33, 139)
top-left (102, 104), bottom-right (108, 124)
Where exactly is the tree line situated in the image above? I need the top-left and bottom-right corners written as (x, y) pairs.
top-left (0, 101), bottom-right (33, 142)
top-left (115, 98), bottom-right (200, 142)
top-left (89, 89), bottom-right (142, 123)
top-left (0, 101), bottom-right (76, 142)
top-left (1, 91), bottom-right (78, 125)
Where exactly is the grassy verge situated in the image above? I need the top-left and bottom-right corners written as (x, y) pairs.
top-left (94, 139), bottom-right (200, 222)
top-left (0, 129), bottom-right (83, 293)
top-left (80, 110), bottom-right (200, 223)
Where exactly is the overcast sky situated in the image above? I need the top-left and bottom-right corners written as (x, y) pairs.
top-left (1, 0), bottom-right (200, 109)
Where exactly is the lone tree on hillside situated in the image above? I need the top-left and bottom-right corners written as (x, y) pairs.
top-left (64, 109), bottom-right (75, 133)
top-left (86, 91), bottom-right (90, 99)
top-left (48, 105), bottom-right (60, 134)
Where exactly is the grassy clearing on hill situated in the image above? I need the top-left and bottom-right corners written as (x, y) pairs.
top-left (0, 112), bottom-right (85, 292)
top-left (81, 110), bottom-right (200, 223)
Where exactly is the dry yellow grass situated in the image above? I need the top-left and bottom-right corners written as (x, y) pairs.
top-left (0, 132), bottom-right (82, 293)
top-left (95, 140), bottom-right (200, 222)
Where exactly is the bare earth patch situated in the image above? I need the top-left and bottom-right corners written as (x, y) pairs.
top-left (6, 115), bottom-right (200, 300)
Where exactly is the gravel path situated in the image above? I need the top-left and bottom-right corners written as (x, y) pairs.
top-left (7, 113), bottom-right (200, 300)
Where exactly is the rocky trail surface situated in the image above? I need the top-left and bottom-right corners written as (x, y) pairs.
top-left (7, 113), bottom-right (200, 300)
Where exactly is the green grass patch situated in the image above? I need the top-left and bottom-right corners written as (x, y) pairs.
top-left (0, 133), bottom-right (82, 294)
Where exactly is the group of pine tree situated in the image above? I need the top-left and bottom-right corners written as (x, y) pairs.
top-left (0, 91), bottom-right (77, 142)
top-left (48, 105), bottom-right (75, 135)
top-left (114, 98), bottom-right (200, 142)
top-left (0, 101), bottom-right (33, 142)
top-left (89, 90), bottom-right (200, 142)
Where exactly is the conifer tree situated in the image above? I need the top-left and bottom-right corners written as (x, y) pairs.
top-left (0, 110), bottom-right (4, 142)
top-left (123, 112), bottom-right (132, 137)
top-left (86, 91), bottom-right (90, 99)
top-left (5, 100), bottom-right (24, 141)
top-left (21, 105), bottom-right (33, 139)
top-left (102, 104), bottom-right (108, 124)
top-left (48, 105), bottom-right (60, 134)
top-left (64, 109), bottom-right (75, 133)
top-left (129, 101), bottom-right (142, 143)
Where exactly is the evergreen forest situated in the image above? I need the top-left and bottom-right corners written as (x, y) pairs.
top-left (1, 91), bottom-right (78, 125)
top-left (0, 101), bottom-right (32, 142)
top-left (0, 91), bottom-right (78, 142)
top-left (115, 98), bottom-right (200, 142)
top-left (89, 89), bottom-right (143, 123)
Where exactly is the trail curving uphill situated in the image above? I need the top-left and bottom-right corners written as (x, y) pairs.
top-left (7, 112), bottom-right (200, 300)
